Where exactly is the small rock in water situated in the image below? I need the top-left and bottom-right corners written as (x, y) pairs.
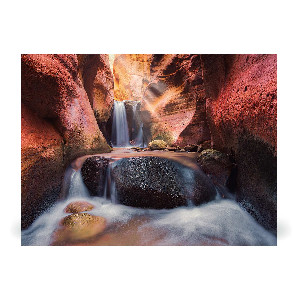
top-left (51, 213), bottom-right (106, 245)
top-left (64, 201), bottom-right (94, 213)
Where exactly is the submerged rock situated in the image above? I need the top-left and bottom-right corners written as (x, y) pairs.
top-left (111, 156), bottom-right (216, 209)
top-left (52, 213), bottom-right (106, 245)
top-left (64, 201), bottom-right (94, 214)
top-left (81, 156), bottom-right (110, 196)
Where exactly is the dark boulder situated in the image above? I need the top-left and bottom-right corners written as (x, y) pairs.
top-left (111, 156), bottom-right (216, 209)
top-left (81, 156), bottom-right (110, 196)
top-left (197, 149), bottom-right (233, 197)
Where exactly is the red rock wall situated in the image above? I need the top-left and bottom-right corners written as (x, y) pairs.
top-left (202, 54), bottom-right (277, 231)
top-left (21, 54), bottom-right (111, 229)
top-left (147, 54), bottom-right (210, 146)
top-left (203, 54), bottom-right (277, 153)
top-left (112, 54), bottom-right (210, 145)
top-left (78, 54), bottom-right (114, 122)
top-left (113, 54), bottom-right (152, 101)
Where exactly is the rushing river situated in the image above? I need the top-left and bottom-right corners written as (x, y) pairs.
top-left (22, 150), bottom-right (276, 246)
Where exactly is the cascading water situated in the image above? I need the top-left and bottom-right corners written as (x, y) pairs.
top-left (68, 169), bottom-right (90, 199)
top-left (111, 100), bottom-right (130, 147)
top-left (21, 152), bottom-right (277, 246)
top-left (131, 101), bottom-right (146, 147)
top-left (103, 163), bottom-right (118, 204)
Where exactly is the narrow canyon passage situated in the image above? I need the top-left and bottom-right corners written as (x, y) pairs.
top-left (22, 95), bottom-right (276, 246)
top-left (21, 54), bottom-right (277, 246)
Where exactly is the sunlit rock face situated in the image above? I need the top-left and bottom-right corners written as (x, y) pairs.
top-left (113, 54), bottom-right (210, 146)
top-left (113, 54), bottom-right (152, 101)
top-left (146, 54), bottom-right (210, 146)
top-left (202, 54), bottom-right (277, 232)
top-left (77, 54), bottom-right (114, 123)
top-left (21, 54), bottom-right (111, 229)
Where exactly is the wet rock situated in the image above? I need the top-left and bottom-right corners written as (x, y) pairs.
top-left (64, 201), bottom-right (94, 213)
top-left (111, 156), bottom-right (216, 209)
top-left (197, 149), bottom-right (233, 197)
top-left (197, 140), bottom-right (212, 153)
top-left (52, 213), bottom-right (106, 244)
top-left (202, 54), bottom-right (277, 232)
top-left (184, 144), bottom-right (198, 152)
top-left (131, 147), bottom-right (142, 152)
top-left (166, 146), bottom-right (179, 151)
top-left (81, 156), bottom-right (110, 196)
top-left (149, 139), bottom-right (167, 150)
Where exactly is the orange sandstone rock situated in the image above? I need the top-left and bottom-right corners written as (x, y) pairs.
top-left (64, 201), bottom-right (94, 214)
top-left (51, 213), bottom-right (107, 245)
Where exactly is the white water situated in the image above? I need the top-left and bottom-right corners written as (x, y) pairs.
top-left (131, 101), bottom-right (145, 147)
top-left (21, 169), bottom-right (276, 246)
top-left (103, 164), bottom-right (118, 204)
top-left (111, 100), bottom-right (130, 147)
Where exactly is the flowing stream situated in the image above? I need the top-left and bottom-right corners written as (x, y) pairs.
top-left (21, 100), bottom-right (276, 246)
top-left (21, 152), bottom-right (276, 246)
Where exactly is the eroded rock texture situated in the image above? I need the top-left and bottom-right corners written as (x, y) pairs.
top-left (202, 54), bottom-right (277, 232)
top-left (77, 54), bottom-right (114, 142)
top-left (21, 54), bottom-right (112, 229)
top-left (146, 54), bottom-right (210, 146)
top-left (113, 54), bottom-right (210, 146)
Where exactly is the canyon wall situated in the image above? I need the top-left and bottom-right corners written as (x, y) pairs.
top-left (201, 54), bottom-right (277, 232)
top-left (113, 54), bottom-right (210, 145)
top-left (77, 54), bottom-right (114, 143)
top-left (113, 53), bottom-right (277, 232)
top-left (21, 54), bottom-right (113, 229)
top-left (22, 53), bottom-right (277, 232)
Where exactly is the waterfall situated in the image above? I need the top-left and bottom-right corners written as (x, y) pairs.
top-left (132, 101), bottom-right (145, 147)
top-left (68, 169), bottom-right (90, 199)
top-left (103, 163), bottom-right (118, 204)
top-left (111, 100), bottom-right (130, 147)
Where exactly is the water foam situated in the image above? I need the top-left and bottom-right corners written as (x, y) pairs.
top-left (22, 167), bottom-right (276, 246)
